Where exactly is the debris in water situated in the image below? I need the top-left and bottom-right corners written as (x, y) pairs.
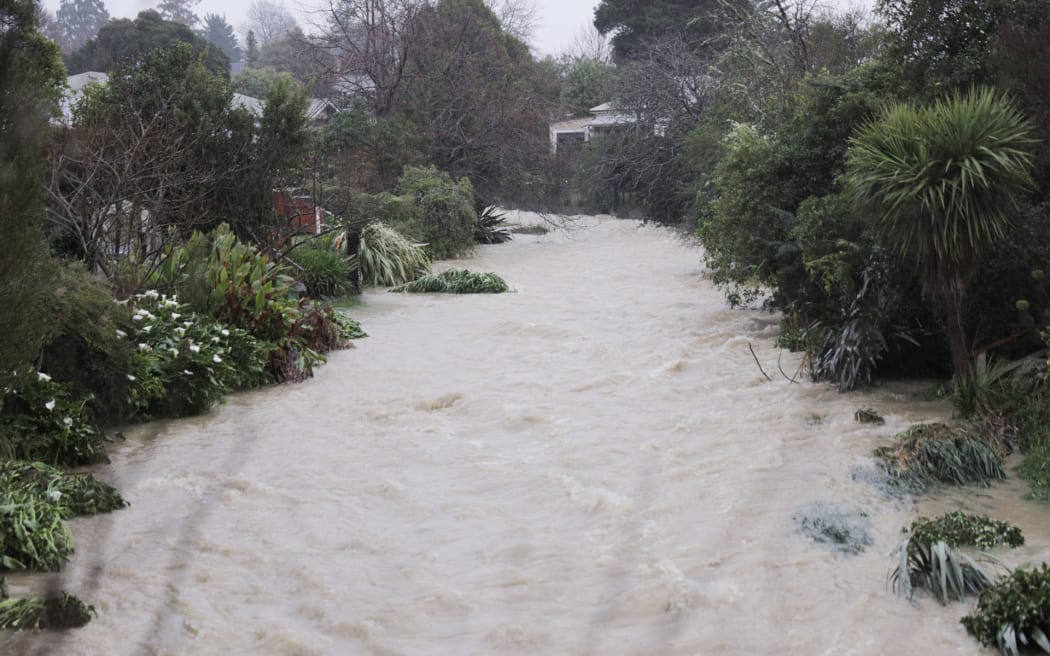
top-left (793, 501), bottom-right (874, 556)
top-left (854, 408), bottom-right (885, 425)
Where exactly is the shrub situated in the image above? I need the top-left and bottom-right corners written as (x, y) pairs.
top-left (0, 375), bottom-right (109, 466)
top-left (890, 535), bottom-right (998, 604)
top-left (390, 269), bottom-right (509, 294)
top-left (1013, 385), bottom-right (1050, 501)
top-left (875, 422), bottom-right (1006, 490)
top-left (0, 592), bottom-right (94, 630)
top-left (0, 483), bottom-right (73, 572)
top-left (909, 511), bottom-right (1024, 550)
top-left (962, 564), bottom-right (1050, 655)
top-left (34, 261), bottom-right (138, 425)
top-left (397, 166), bottom-right (476, 259)
top-left (290, 246), bottom-right (351, 298)
top-left (357, 222), bottom-right (431, 287)
top-left (125, 292), bottom-right (270, 418)
top-left (149, 224), bottom-right (345, 383)
top-left (475, 206), bottom-right (512, 244)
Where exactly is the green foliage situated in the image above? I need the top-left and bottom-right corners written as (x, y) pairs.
top-left (34, 261), bottom-right (137, 424)
top-left (952, 354), bottom-right (1021, 419)
top-left (199, 13), bottom-right (241, 61)
top-left (846, 88), bottom-right (1037, 377)
top-left (0, 376), bottom-right (108, 466)
top-left (875, 422), bottom-right (1006, 490)
top-left (67, 10), bottom-right (229, 77)
top-left (593, 0), bottom-right (728, 61)
top-left (909, 511), bottom-right (1024, 551)
top-left (390, 269), bottom-right (509, 294)
top-left (290, 246), bottom-right (351, 298)
top-left (0, 461), bottom-right (126, 518)
top-left (890, 535), bottom-right (998, 604)
top-left (559, 57), bottom-right (617, 116)
top-left (148, 225), bottom-right (342, 384)
top-left (1013, 386), bottom-right (1050, 502)
top-left (125, 292), bottom-right (270, 418)
top-left (54, 0), bottom-right (110, 53)
top-left (328, 311), bottom-right (366, 340)
top-left (356, 222), bottom-right (432, 287)
top-left (0, 480), bottom-right (73, 572)
top-left (0, 1), bottom-right (65, 396)
top-left (0, 592), bottom-right (94, 630)
top-left (474, 206), bottom-right (512, 245)
top-left (962, 563), bottom-right (1050, 655)
top-left (231, 66), bottom-right (292, 98)
top-left (396, 166), bottom-right (477, 259)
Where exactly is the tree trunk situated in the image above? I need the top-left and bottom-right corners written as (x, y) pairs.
top-left (941, 281), bottom-right (970, 380)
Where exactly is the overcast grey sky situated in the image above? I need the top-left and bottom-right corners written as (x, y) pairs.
top-left (43, 0), bottom-right (876, 57)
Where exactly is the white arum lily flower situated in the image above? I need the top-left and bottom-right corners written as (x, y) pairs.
top-left (189, 344), bottom-right (200, 353)
top-left (47, 490), bottom-right (62, 502)
top-left (63, 417), bottom-right (73, 427)
top-left (127, 374), bottom-right (136, 381)
top-left (116, 329), bottom-right (127, 339)
top-left (37, 372), bottom-right (51, 382)
top-left (45, 400), bottom-right (56, 411)
top-left (213, 355), bottom-right (222, 363)
top-left (183, 369), bottom-right (193, 376)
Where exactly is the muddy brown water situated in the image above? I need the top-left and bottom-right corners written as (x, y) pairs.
top-left (6, 213), bottom-right (1049, 655)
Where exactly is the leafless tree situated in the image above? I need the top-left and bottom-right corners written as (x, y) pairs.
top-left (486, 0), bottom-right (538, 43)
top-left (45, 91), bottom-right (247, 285)
top-left (563, 24), bottom-right (613, 64)
top-left (242, 0), bottom-right (298, 45)
top-left (317, 0), bottom-right (421, 115)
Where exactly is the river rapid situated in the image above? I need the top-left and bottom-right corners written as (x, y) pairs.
top-left (7, 213), bottom-right (1049, 655)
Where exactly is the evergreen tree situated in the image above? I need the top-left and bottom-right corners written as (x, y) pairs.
top-left (156, 0), bottom-right (200, 28)
top-left (200, 13), bottom-right (242, 61)
top-left (54, 0), bottom-right (110, 53)
top-left (245, 29), bottom-right (259, 67)
top-left (0, 0), bottom-right (66, 386)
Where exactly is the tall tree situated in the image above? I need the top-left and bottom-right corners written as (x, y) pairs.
top-left (319, 0), bottom-right (421, 116)
top-left (242, 0), bottom-right (297, 45)
top-left (245, 29), bottom-right (259, 67)
top-left (0, 0), bottom-right (65, 386)
top-left (157, 0), bottom-right (200, 28)
top-left (67, 10), bottom-right (229, 77)
top-left (258, 26), bottom-right (335, 96)
top-left (54, 0), bottom-right (109, 53)
top-left (200, 13), bottom-right (242, 61)
top-left (846, 89), bottom-right (1037, 378)
top-left (593, 0), bottom-right (734, 61)
top-left (47, 43), bottom-right (247, 273)
top-left (404, 0), bottom-right (554, 204)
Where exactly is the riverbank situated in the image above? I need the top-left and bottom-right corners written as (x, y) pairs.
top-left (7, 214), bottom-right (1048, 654)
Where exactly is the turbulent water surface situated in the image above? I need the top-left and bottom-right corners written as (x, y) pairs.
top-left (8, 214), bottom-right (1050, 655)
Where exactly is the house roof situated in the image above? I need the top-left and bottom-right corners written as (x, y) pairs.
top-left (550, 117), bottom-right (592, 134)
top-left (307, 98), bottom-right (338, 121)
top-left (232, 92), bottom-right (266, 117)
top-left (58, 72), bottom-right (109, 124)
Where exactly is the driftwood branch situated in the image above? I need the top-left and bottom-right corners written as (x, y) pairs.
top-left (749, 342), bottom-right (773, 382)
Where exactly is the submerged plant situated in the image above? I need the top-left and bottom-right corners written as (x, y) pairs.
top-left (890, 511), bottom-right (1022, 604)
top-left (962, 563), bottom-right (1050, 655)
top-left (475, 206), bottom-right (512, 244)
top-left (0, 485), bottom-right (73, 572)
top-left (0, 462), bottom-right (126, 518)
top-left (910, 511), bottom-right (1023, 551)
top-left (0, 592), bottom-right (94, 631)
top-left (875, 422), bottom-right (1005, 490)
top-left (389, 269), bottom-right (509, 294)
top-left (357, 222), bottom-right (431, 287)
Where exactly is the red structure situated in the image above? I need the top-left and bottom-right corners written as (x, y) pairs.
top-left (272, 190), bottom-right (321, 237)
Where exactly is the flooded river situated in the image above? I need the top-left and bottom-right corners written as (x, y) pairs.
top-left (8, 214), bottom-right (1049, 655)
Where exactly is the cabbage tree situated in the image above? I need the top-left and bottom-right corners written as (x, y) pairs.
top-left (846, 88), bottom-right (1037, 378)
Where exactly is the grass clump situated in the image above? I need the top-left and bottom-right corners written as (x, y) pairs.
top-left (389, 269), bottom-right (509, 294)
top-left (875, 422), bottom-right (1006, 491)
top-left (962, 563), bottom-right (1050, 655)
top-left (356, 222), bottom-right (431, 287)
top-left (0, 589), bottom-right (94, 631)
top-left (890, 511), bottom-right (1022, 605)
top-left (475, 206), bottom-right (512, 244)
top-left (0, 462), bottom-right (126, 518)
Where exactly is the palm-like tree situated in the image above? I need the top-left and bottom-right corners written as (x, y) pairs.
top-left (846, 88), bottom-right (1037, 378)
